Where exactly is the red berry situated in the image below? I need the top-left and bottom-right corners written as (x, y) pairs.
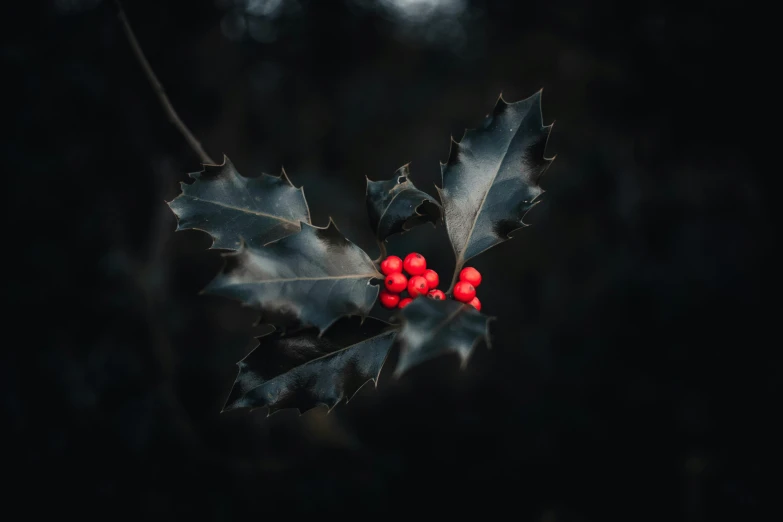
top-left (384, 272), bottom-right (407, 293)
top-left (427, 289), bottom-right (446, 300)
top-left (403, 253), bottom-right (426, 275)
top-left (398, 297), bottom-right (413, 309)
top-left (379, 290), bottom-right (400, 309)
top-left (380, 255), bottom-right (403, 276)
top-left (407, 275), bottom-right (429, 298)
top-left (422, 269), bottom-right (439, 289)
top-left (459, 267), bottom-right (482, 287)
top-left (468, 296), bottom-right (481, 311)
top-left (453, 281), bottom-right (476, 302)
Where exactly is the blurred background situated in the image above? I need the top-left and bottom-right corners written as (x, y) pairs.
top-left (5, 0), bottom-right (778, 520)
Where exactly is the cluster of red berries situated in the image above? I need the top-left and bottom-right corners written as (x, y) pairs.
top-left (378, 253), bottom-right (482, 311)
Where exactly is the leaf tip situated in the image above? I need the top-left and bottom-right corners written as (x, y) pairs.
top-left (396, 162), bottom-right (412, 177)
top-left (445, 136), bottom-right (461, 167)
top-left (324, 216), bottom-right (339, 231)
top-left (326, 399), bottom-right (342, 414)
top-left (278, 166), bottom-right (297, 188)
top-left (221, 387), bottom-right (246, 412)
top-left (494, 91), bottom-right (512, 113)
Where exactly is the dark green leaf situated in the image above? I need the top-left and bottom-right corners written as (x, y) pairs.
top-left (393, 298), bottom-right (493, 377)
top-left (438, 90), bottom-right (554, 268)
top-left (224, 317), bottom-right (398, 415)
top-left (167, 155), bottom-right (311, 250)
top-left (366, 164), bottom-right (441, 242)
top-left (203, 220), bottom-right (382, 333)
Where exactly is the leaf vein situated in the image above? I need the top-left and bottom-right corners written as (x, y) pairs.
top-left (456, 118), bottom-right (519, 264)
top-left (376, 188), bottom-right (407, 239)
top-left (182, 194), bottom-right (303, 227)
top-left (230, 274), bottom-right (378, 284)
top-left (242, 329), bottom-right (397, 397)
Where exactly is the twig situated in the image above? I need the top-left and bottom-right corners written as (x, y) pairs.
top-left (114, 1), bottom-right (215, 165)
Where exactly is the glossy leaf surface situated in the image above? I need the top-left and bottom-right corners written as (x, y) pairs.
top-left (366, 164), bottom-right (440, 242)
top-left (167, 156), bottom-right (311, 250)
top-left (204, 221), bottom-right (382, 334)
top-left (393, 297), bottom-right (493, 377)
top-left (438, 90), bottom-right (554, 267)
top-left (224, 317), bottom-right (398, 415)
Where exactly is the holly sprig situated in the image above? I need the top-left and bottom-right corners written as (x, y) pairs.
top-left (190, 89), bottom-right (552, 415)
top-left (115, 3), bottom-right (555, 416)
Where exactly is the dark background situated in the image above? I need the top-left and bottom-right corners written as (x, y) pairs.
top-left (6, 0), bottom-right (778, 520)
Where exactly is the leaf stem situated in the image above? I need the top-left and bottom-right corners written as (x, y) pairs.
top-left (446, 258), bottom-right (463, 294)
top-left (372, 240), bottom-right (387, 265)
top-left (114, 1), bottom-right (215, 165)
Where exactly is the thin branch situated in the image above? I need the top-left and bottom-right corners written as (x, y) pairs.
top-left (114, 1), bottom-right (215, 165)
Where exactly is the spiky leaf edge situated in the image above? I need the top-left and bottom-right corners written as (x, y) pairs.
top-left (392, 299), bottom-right (495, 378)
top-left (435, 90), bottom-right (556, 289)
top-left (222, 323), bottom-right (400, 416)
top-left (199, 217), bottom-right (384, 337)
top-left (365, 163), bottom-right (442, 243)
top-left (166, 154), bottom-right (312, 250)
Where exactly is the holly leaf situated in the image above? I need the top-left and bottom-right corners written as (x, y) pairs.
top-left (366, 164), bottom-right (441, 242)
top-left (438, 90), bottom-right (554, 267)
top-left (393, 297), bottom-right (493, 377)
top-left (203, 220), bottom-right (382, 334)
top-left (167, 155), bottom-right (311, 250)
top-left (223, 317), bottom-right (398, 415)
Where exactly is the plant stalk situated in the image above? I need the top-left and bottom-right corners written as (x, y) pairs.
top-left (114, 1), bottom-right (214, 165)
top-left (372, 240), bottom-right (387, 265)
top-left (446, 259), bottom-right (463, 294)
